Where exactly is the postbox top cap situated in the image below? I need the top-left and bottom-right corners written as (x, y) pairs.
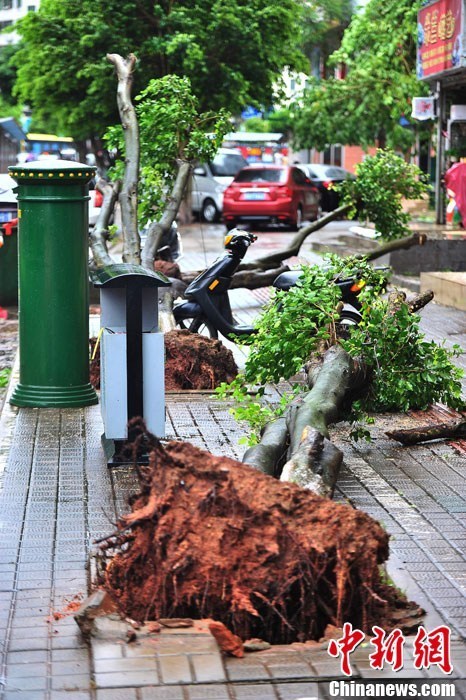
top-left (8, 160), bottom-right (96, 182)
top-left (90, 263), bottom-right (171, 288)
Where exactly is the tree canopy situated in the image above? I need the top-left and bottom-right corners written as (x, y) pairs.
top-left (293, 0), bottom-right (428, 152)
top-left (12, 0), bottom-right (305, 139)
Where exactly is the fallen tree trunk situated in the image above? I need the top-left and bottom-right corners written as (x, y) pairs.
top-left (244, 290), bottom-right (435, 496)
top-left (386, 419), bottom-right (466, 445)
top-left (244, 346), bottom-right (367, 497)
top-left (181, 231), bottom-right (428, 291)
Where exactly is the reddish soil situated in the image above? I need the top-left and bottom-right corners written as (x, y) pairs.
top-left (99, 425), bottom-right (422, 644)
top-left (154, 260), bottom-right (182, 279)
top-left (164, 330), bottom-right (237, 390)
top-left (89, 330), bottom-right (237, 392)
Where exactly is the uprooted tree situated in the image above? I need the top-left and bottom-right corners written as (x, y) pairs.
top-left (217, 255), bottom-right (464, 497)
top-left (97, 419), bottom-right (424, 642)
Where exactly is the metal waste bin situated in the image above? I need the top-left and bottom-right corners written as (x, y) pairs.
top-left (91, 263), bottom-right (171, 463)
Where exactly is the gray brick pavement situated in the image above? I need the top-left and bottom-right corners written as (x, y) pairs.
top-left (0, 256), bottom-right (466, 696)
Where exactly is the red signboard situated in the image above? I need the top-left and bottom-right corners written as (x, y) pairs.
top-left (417, 0), bottom-right (464, 79)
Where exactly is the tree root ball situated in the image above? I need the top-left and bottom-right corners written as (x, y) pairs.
top-left (164, 330), bottom-right (237, 390)
top-left (99, 431), bottom-right (421, 643)
top-left (90, 330), bottom-right (238, 392)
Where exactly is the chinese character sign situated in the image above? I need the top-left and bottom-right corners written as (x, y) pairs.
top-left (417, 0), bottom-right (464, 79)
top-left (328, 623), bottom-right (453, 676)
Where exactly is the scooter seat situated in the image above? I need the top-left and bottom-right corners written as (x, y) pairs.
top-left (273, 270), bottom-right (303, 291)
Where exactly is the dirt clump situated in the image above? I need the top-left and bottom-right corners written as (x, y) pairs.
top-left (154, 260), bottom-right (182, 279)
top-left (164, 329), bottom-right (237, 390)
top-left (98, 423), bottom-right (422, 644)
top-left (89, 330), bottom-right (237, 392)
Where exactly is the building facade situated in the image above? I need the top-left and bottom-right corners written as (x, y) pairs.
top-left (0, 0), bottom-right (40, 46)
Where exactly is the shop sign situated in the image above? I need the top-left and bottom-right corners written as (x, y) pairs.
top-left (417, 0), bottom-right (465, 80)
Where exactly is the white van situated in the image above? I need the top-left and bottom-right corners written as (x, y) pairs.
top-left (192, 148), bottom-right (248, 222)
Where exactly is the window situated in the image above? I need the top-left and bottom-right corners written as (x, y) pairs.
top-left (0, 0), bottom-right (13, 9)
top-left (27, 4), bottom-right (36, 10)
top-left (235, 168), bottom-right (286, 183)
top-left (210, 153), bottom-right (247, 177)
top-left (0, 20), bottom-right (13, 29)
top-left (292, 168), bottom-right (307, 185)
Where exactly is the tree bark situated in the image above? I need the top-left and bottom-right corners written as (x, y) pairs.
top-left (181, 229), bottom-right (428, 292)
top-left (238, 206), bottom-right (352, 272)
top-left (386, 420), bottom-right (466, 445)
top-left (89, 178), bottom-right (121, 267)
top-left (107, 53), bottom-right (140, 264)
top-left (360, 231), bottom-right (427, 263)
top-left (141, 160), bottom-right (192, 270)
top-left (243, 416), bottom-right (289, 477)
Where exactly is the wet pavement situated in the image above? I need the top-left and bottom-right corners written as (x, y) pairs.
top-left (0, 221), bottom-right (465, 698)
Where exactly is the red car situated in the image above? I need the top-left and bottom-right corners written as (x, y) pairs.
top-left (222, 164), bottom-right (320, 230)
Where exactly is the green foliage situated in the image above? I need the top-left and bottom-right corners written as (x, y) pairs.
top-left (301, 0), bottom-right (352, 72)
top-left (0, 44), bottom-right (20, 106)
top-left (0, 368), bottom-right (11, 388)
top-left (105, 75), bottom-right (230, 227)
top-left (293, 0), bottom-right (428, 152)
top-left (241, 109), bottom-right (293, 135)
top-left (217, 255), bottom-right (464, 444)
top-left (337, 149), bottom-right (431, 241)
top-left (216, 256), bottom-right (388, 442)
top-left (12, 0), bottom-right (305, 139)
top-left (341, 301), bottom-right (464, 414)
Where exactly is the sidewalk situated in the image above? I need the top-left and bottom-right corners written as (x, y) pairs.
top-left (0, 224), bottom-right (466, 699)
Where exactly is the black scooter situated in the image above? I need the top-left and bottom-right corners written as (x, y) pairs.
top-left (173, 229), bottom-right (365, 340)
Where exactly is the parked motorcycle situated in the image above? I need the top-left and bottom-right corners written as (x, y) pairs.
top-left (173, 229), bottom-right (367, 340)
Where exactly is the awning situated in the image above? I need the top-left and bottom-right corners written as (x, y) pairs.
top-left (0, 118), bottom-right (26, 142)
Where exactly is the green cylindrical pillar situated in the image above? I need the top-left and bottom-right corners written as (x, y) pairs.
top-left (8, 160), bottom-right (98, 407)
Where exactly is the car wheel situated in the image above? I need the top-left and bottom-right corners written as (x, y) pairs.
top-left (201, 198), bottom-right (219, 223)
top-left (177, 316), bottom-right (218, 339)
top-left (291, 205), bottom-right (303, 231)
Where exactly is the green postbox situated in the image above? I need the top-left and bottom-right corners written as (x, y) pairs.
top-left (8, 160), bottom-right (98, 408)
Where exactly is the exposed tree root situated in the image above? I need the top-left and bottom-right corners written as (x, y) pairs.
top-left (98, 421), bottom-right (422, 643)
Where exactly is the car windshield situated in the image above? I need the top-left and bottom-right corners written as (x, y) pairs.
top-left (235, 168), bottom-right (286, 183)
top-left (210, 154), bottom-right (248, 177)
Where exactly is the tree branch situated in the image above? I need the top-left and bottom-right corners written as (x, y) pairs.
top-left (89, 178), bottom-right (121, 267)
top-left (141, 160), bottom-right (192, 270)
top-left (107, 52), bottom-right (140, 264)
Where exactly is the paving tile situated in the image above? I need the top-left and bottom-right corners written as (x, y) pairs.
top-left (50, 694), bottom-right (92, 700)
top-left (186, 685), bottom-right (233, 699)
top-left (191, 652), bottom-right (226, 682)
top-left (7, 661), bottom-right (48, 679)
top-left (3, 693), bottom-right (47, 700)
top-left (94, 656), bottom-right (157, 674)
top-left (4, 674), bottom-right (48, 691)
top-left (276, 681), bottom-right (322, 699)
top-left (6, 649), bottom-right (48, 664)
top-left (94, 669), bottom-right (159, 687)
top-left (51, 648), bottom-right (90, 663)
top-left (51, 674), bottom-right (92, 691)
top-left (96, 690), bottom-right (138, 700)
top-left (140, 687), bottom-right (186, 699)
top-left (159, 653), bottom-right (193, 684)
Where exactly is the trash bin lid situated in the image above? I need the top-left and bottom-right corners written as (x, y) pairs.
top-left (90, 263), bottom-right (171, 288)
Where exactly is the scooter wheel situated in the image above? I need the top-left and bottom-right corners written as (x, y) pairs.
top-left (177, 316), bottom-right (218, 339)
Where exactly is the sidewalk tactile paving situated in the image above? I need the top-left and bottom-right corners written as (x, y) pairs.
top-left (0, 260), bottom-right (466, 697)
